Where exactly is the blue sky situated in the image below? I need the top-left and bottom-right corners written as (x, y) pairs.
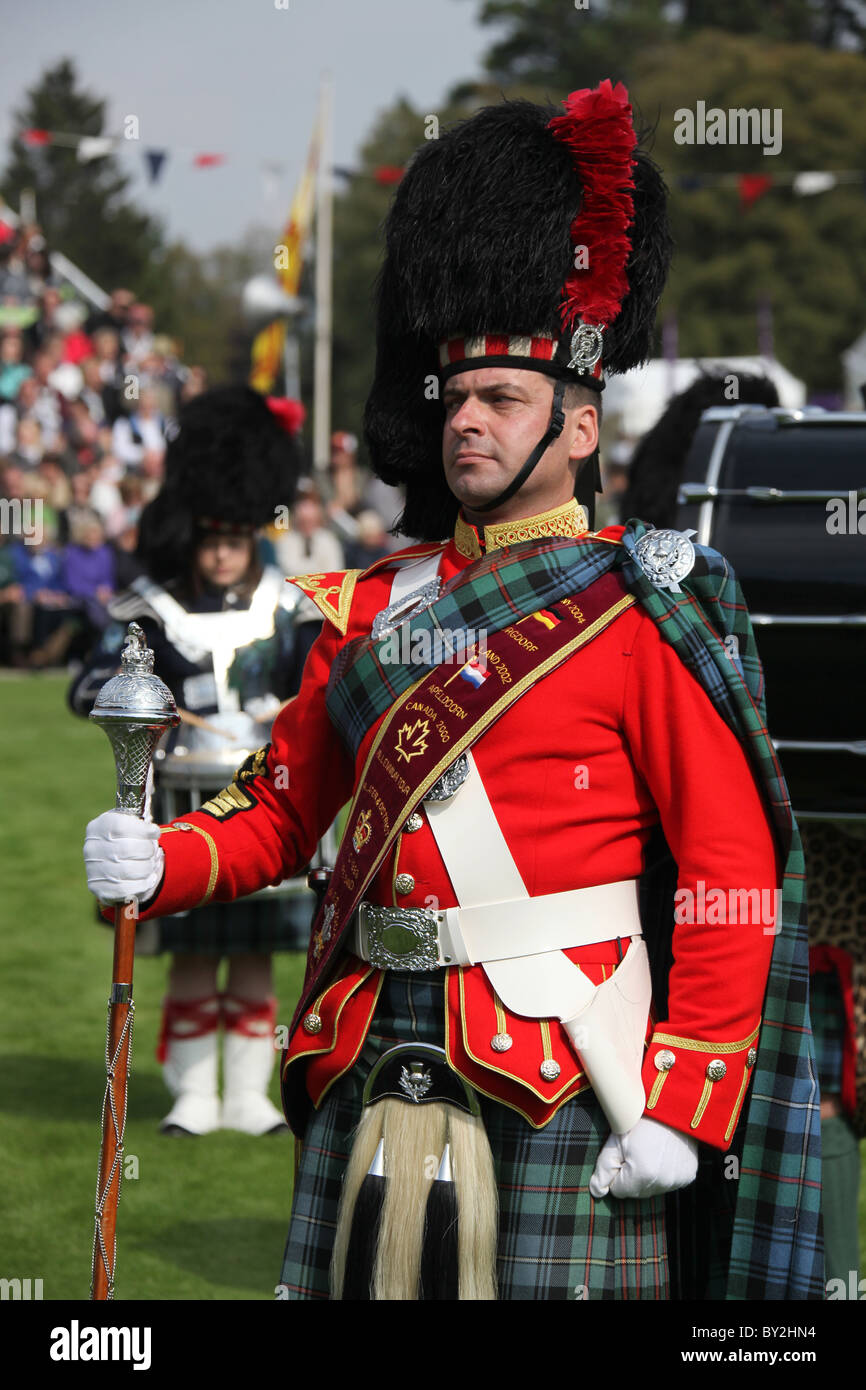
top-left (1, 0), bottom-right (489, 251)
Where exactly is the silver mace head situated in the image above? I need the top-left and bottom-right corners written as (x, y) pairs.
top-left (90, 622), bottom-right (180, 817)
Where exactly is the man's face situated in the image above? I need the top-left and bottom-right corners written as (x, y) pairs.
top-left (441, 367), bottom-right (597, 518)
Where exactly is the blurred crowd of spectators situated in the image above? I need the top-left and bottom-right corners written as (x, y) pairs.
top-left (0, 219), bottom-right (211, 665)
top-left (0, 220), bottom-right (401, 669)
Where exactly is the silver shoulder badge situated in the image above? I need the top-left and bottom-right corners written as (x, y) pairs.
top-left (371, 579), bottom-right (441, 640)
top-left (634, 528), bottom-right (698, 594)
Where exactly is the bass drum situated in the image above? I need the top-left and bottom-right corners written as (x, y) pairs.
top-left (676, 405), bottom-right (866, 820)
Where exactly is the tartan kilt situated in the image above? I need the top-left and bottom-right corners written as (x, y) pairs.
top-left (278, 970), bottom-right (669, 1301)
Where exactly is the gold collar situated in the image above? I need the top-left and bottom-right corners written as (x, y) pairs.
top-left (453, 497), bottom-right (590, 560)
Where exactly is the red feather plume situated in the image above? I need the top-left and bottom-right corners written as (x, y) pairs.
top-left (547, 79), bottom-right (637, 335)
top-left (265, 396), bottom-right (306, 435)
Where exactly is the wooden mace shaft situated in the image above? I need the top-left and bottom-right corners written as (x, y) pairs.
top-left (91, 898), bottom-right (138, 1301)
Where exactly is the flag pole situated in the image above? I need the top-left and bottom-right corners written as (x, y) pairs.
top-left (313, 72), bottom-right (334, 492)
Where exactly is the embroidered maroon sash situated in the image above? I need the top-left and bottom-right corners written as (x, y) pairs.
top-left (289, 567), bottom-right (635, 1034)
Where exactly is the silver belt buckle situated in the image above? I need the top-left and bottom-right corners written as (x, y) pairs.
top-left (361, 904), bottom-right (443, 971)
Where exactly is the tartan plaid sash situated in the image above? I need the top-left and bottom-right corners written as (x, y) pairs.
top-left (325, 531), bottom-right (624, 758)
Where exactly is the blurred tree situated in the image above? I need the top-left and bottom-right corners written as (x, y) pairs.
top-left (1, 59), bottom-right (165, 290)
top-left (446, 10), bottom-right (866, 394)
top-left (455, 0), bottom-right (862, 102)
top-left (141, 230), bottom-right (272, 384)
top-left (450, 0), bottom-right (674, 100)
top-left (329, 97), bottom-right (472, 463)
top-left (681, 0), bottom-right (864, 47)
top-left (634, 32), bottom-right (866, 392)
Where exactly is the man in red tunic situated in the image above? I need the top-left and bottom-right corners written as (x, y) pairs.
top-left (83, 82), bottom-right (786, 1299)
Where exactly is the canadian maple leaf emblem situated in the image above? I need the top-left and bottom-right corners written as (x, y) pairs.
top-left (394, 718), bottom-right (430, 763)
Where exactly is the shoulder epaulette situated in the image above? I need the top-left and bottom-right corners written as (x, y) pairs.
top-left (285, 570), bottom-right (363, 635)
top-left (286, 543), bottom-right (446, 636)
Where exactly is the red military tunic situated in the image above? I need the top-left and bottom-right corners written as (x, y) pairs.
top-left (135, 499), bottom-right (780, 1149)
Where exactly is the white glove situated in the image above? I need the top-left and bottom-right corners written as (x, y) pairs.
top-left (589, 1115), bottom-right (698, 1200)
top-left (83, 810), bottom-right (164, 905)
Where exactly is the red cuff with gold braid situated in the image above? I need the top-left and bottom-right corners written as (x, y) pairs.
top-left (641, 1023), bottom-right (761, 1151)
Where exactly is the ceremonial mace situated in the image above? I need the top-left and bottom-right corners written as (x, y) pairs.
top-left (88, 622), bottom-right (179, 1299)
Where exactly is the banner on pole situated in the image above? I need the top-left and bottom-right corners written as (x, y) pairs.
top-left (249, 120), bottom-right (320, 394)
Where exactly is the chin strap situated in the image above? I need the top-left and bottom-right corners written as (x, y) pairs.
top-left (472, 380), bottom-right (567, 514)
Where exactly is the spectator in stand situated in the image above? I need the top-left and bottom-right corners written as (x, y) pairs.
top-left (66, 397), bottom-right (104, 469)
top-left (273, 487), bottom-right (344, 576)
top-left (0, 377), bottom-right (41, 455)
top-left (54, 301), bottom-right (93, 366)
top-left (179, 365), bottom-right (208, 406)
top-left (122, 302), bottom-right (155, 367)
top-left (78, 357), bottom-right (110, 426)
top-left (36, 452), bottom-right (72, 514)
top-left (138, 445), bottom-right (165, 503)
top-left (61, 468), bottom-right (98, 543)
top-left (24, 286), bottom-right (63, 354)
top-left (326, 430), bottom-right (361, 528)
top-left (139, 337), bottom-right (184, 417)
top-left (9, 416), bottom-right (45, 470)
top-left (0, 241), bottom-right (31, 302)
top-left (326, 428), bottom-right (404, 550)
top-left (85, 287), bottom-right (134, 339)
top-left (62, 508), bottom-right (115, 640)
top-left (91, 328), bottom-right (125, 422)
top-left (28, 351), bottom-right (64, 442)
top-left (0, 539), bottom-right (23, 664)
top-left (0, 224), bottom-right (52, 303)
top-left (43, 329), bottom-right (85, 404)
top-left (109, 511), bottom-right (144, 588)
top-left (0, 329), bottom-right (32, 402)
top-left (10, 508), bottom-right (73, 666)
top-left (343, 508), bottom-right (392, 570)
top-left (87, 453), bottom-right (126, 535)
top-left (23, 230), bottom-right (55, 299)
top-left (0, 460), bottom-right (28, 507)
top-left (111, 387), bottom-right (168, 471)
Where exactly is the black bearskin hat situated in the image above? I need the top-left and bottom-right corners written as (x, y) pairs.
top-left (621, 370), bottom-right (780, 529)
top-left (137, 386), bottom-right (303, 583)
top-left (364, 83), bottom-right (673, 540)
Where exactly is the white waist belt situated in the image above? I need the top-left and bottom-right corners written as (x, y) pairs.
top-left (351, 878), bottom-right (641, 971)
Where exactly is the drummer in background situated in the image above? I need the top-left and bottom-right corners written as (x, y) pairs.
top-left (70, 386), bottom-right (310, 1137)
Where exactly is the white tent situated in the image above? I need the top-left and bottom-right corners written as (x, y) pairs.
top-left (601, 356), bottom-right (807, 441)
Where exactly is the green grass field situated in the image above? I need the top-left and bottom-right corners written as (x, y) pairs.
top-left (1, 673), bottom-right (863, 1301)
top-left (0, 672), bottom-right (306, 1301)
